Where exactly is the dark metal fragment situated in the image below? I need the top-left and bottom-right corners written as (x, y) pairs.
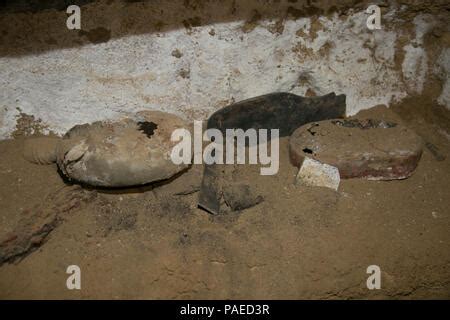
top-left (198, 92), bottom-right (346, 214)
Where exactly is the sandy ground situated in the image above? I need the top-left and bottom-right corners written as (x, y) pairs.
top-left (0, 100), bottom-right (449, 299)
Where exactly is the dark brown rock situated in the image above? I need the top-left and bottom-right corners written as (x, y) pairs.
top-left (289, 106), bottom-right (424, 180)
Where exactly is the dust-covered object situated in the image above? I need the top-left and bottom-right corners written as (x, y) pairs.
top-left (23, 111), bottom-right (192, 187)
top-left (57, 110), bottom-right (192, 187)
top-left (289, 117), bottom-right (424, 180)
top-left (295, 157), bottom-right (340, 190)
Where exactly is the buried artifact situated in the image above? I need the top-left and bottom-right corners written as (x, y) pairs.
top-left (198, 92), bottom-right (346, 214)
top-left (23, 110), bottom-right (191, 187)
top-left (289, 116), bottom-right (424, 180)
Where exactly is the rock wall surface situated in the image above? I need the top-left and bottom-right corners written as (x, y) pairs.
top-left (0, 0), bottom-right (449, 138)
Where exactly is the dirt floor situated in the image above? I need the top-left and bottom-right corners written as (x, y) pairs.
top-left (0, 98), bottom-right (449, 299)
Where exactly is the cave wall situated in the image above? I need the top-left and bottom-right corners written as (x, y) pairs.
top-left (0, 0), bottom-right (449, 138)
